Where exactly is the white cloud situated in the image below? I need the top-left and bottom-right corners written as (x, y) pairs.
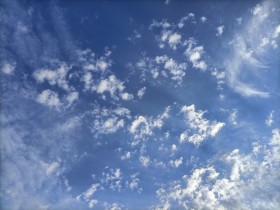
top-left (137, 87), bottom-right (146, 99)
top-left (200, 16), bottom-right (207, 23)
top-left (170, 157), bottom-right (183, 168)
top-left (236, 17), bottom-right (242, 24)
top-left (154, 128), bottom-right (280, 209)
top-left (139, 155), bottom-right (150, 167)
top-left (185, 40), bottom-right (208, 71)
top-left (128, 30), bottom-right (141, 42)
top-left (88, 199), bottom-right (98, 208)
top-left (121, 92), bottom-right (134, 101)
top-left (101, 168), bottom-right (123, 192)
top-left (265, 110), bottom-right (274, 127)
top-left (129, 106), bottom-right (170, 142)
top-left (121, 151), bottom-right (131, 160)
top-left (216, 25), bottom-right (224, 36)
top-left (37, 89), bottom-right (61, 108)
top-left (229, 109), bottom-right (238, 125)
top-left (1, 62), bottom-right (15, 75)
top-left (178, 13), bottom-right (196, 28)
top-left (180, 104), bottom-right (225, 146)
top-left (66, 91), bottom-right (79, 105)
top-left (104, 202), bottom-right (123, 210)
top-left (168, 33), bottom-right (181, 49)
top-left (149, 19), bottom-right (171, 30)
top-left (78, 49), bottom-right (112, 72)
top-left (83, 184), bottom-right (100, 200)
top-left (33, 64), bottom-right (70, 91)
top-left (273, 24), bottom-right (280, 38)
top-left (90, 106), bottom-right (130, 136)
top-left (163, 58), bottom-right (187, 83)
top-left (224, 1), bottom-right (278, 98)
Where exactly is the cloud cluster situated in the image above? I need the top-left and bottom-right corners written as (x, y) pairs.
top-left (154, 129), bottom-right (280, 210)
top-left (180, 104), bottom-right (225, 146)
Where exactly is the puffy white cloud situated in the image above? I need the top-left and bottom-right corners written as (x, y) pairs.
top-left (154, 128), bottom-right (280, 210)
top-left (180, 104), bottom-right (225, 146)
top-left (78, 49), bottom-right (112, 72)
top-left (163, 58), bottom-right (187, 83)
top-left (170, 157), bottom-right (183, 168)
top-left (200, 16), bottom-right (207, 23)
top-left (121, 92), bottom-right (134, 101)
top-left (37, 89), bottom-right (61, 108)
top-left (129, 106), bottom-right (170, 142)
top-left (139, 155), bottom-right (150, 167)
top-left (101, 168), bottom-right (123, 192)
top-left (185, 40), bottom-right (208, 71)
top-left (95, 75), bottom-right (133, 100)
top-left (216, 25), bottom-right (224, 36)
top-left (137, 55), bottom-right (187, 84)
top-left (137, 87), bottom-right (146, 99)
top-left (167, 33), bottom-right (181, 49)
top-left (88, 199), bottom-right (98, 208)
top-left (33, 64), bottom-right (70, 91)
top-left (1, 62), bottom-right (15, 75)
top-left (90, 106), bottom-right (131, 136)
top-left (66, 91), bottom-right (79, 105)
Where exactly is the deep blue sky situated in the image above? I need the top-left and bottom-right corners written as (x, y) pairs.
top-left (1, 0), bottom-right (280, 209)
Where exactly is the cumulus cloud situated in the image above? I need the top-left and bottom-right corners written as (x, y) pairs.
top-left (37, 89), bottom-right (61, 108)
top-left (90, 106), bottom-right (131, 136)
top-left (216, 25), bottom-right (224, 36)
top-left (200, 16), bottom-right (207, 23)
top-left (94, 75), bottom-right (133, 100)
top-left (137, 87), bottom-right (146, 99)
top-left (154, 129), bottom-right (280, 210)
top-left (1, 62), bottom-right (16, 75)
top-left (185, 39), bottom-right (208, 71)
top-left (136, 55), bottom-right (187, 84)
top-left (33, 64), bottom-right (70, 91)
top-left (129, 106), bottom-right (170, 143)
top-left (180, 104), bottom-right (225, 146)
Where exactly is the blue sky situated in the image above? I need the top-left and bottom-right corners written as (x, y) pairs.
top-left (1, 0), bottom-right (280, 209)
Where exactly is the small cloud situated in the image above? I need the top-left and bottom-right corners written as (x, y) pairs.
top-left (165, 0), bottom-right (171, 5)
top-left (265, 111), bottom-right (274, 127)
top-left (88, 200), bottom-right (98, 208)
top-left (137, 87), bottom-right (146, 99)
top-left (37, 89), bottom-right (61, 108)
top-left (1, 62), bottom-right (16, 75)
top-left (139, 155), bottom-right (150, 167)
top-left (216, 25), bottom-right (224, 36)
top-left (200, 16), bottom-right (207, 23)
top-left (236, 17), bottom-right (242, 25)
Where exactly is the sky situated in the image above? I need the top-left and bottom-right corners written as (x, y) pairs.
top-left (0, 0), bottom-right (280, 209)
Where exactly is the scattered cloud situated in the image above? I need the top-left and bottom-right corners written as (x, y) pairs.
top-left (180, 104), bottom-right (225, 146)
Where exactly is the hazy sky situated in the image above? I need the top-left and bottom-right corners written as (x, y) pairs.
top-left (1, 0), bottom-right (280, 209)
